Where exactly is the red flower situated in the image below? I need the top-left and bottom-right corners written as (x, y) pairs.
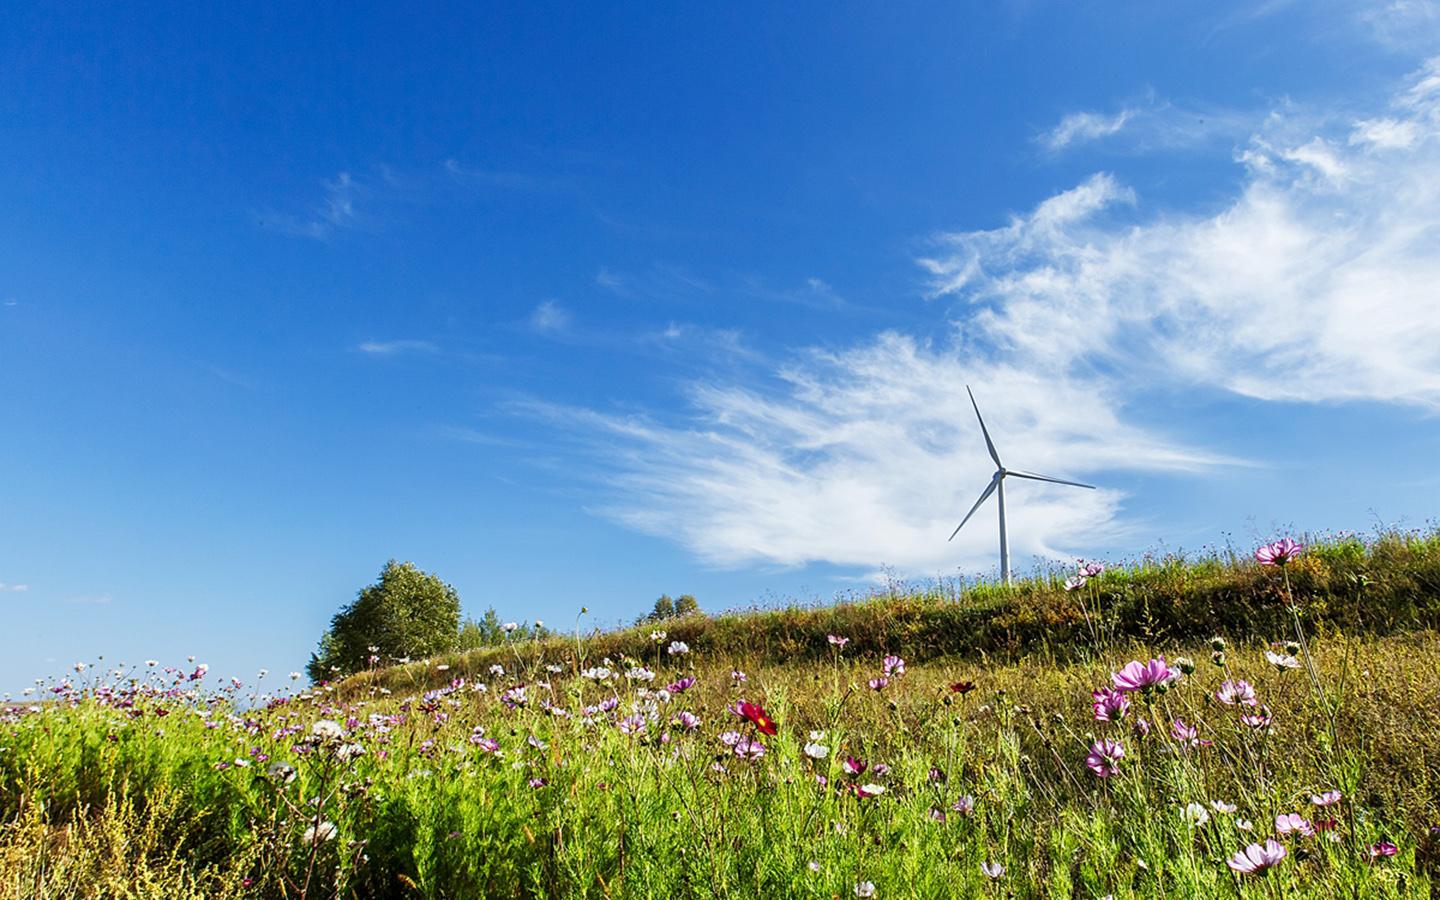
top-left (949, 681), bottom-right (976, 695)
top-left (737, 701), bottom-right (778, 736)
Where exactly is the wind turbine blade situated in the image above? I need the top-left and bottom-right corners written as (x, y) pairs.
top-left (1005, 469), bottom-right (1097, 490)
top-left (966, 385), bottom-right (1003, 469)
top-left (948, 475), bottom-right (999, 541)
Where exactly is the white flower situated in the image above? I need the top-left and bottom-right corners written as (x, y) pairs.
top-left (302, 821), bottom-right (337, 844)
top-left (803, 742), bottom-right (830, 760)
top-left (625, 667), bottom-right (656, 682)
top-left (981, 861), bottom-right (1005, 880)
top-left (854, 882), bottom-right (876, 898)
top-left (336, 743), bottom-right (366, 762)
top-left (288, 671), bottom-right (301, 680)
top-left (581, 666), bottom-right (612, 682)
top-left (807, 861), bottom-right (821, 873)
top-left (1211, 799), bottom-right (1238, 814)
top-left (489, 664), bottom-right (505, 677)
top-left (534, 620), bottom-right (544, 628)
top-left (146, 660), bottom-right (159, 668)
top-left (667, 641), bottom-right (690, 656)
top-left (1265, 650), bottom-right (1301, 670)
top-left (1184, 802), bottom-right (1210, 826)
top-left (311, 720), bottom-right (344, 740)
top-left (809, 729), bottom-right (827, 741)
top-left (1236, 818), bottom-right (1254, 832)
top-left (650, 630), bottom-right (667, 642)
top-left (502, 622), bottom-right (518, 633)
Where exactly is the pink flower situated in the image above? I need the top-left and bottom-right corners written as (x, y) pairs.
top-left (1091, 687), bottom-right (1130, 722)
top-left (867, 677), bottom-right (889, 691)
top-left (1368, 841), bottom-right (1398, 860)
top-left (1240, 707), bottom-right (1273, 729)
top-left (1111, 658), bottom-right (1177, 693)
top-left (827, 634), bottom-right (849, 648)
top-left (882, 655), bottom-right (906, 677)
top-left (1170, 718), bottom-right (1210, 749)
top-left (1227, 839), bottom-right (1288, 874)
top-left (1275, 813), bottom-right (1314, 837)
top-left (842, 756), bottom-right (867, 777)
top-left (1255, 538), bottom-right (1304, 567)
top-left (1085, 739), bottom-right (1124, 777)
top-left (1215, 680), bottom-right (1258, 706)
top-left (1310, 790), bottom-right (1342, 808)
top-left (733, 737), bottom-right (766, 761)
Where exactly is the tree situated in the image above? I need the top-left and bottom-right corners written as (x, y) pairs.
top-left (675, 594), bottom-right (700, 616)
top-left (307, 560), bottom-right (461, 680)
top-left (649, 594), bottom-right (675, 622)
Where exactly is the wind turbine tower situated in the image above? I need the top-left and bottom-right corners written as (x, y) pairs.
top-left (949, 386), bottom-right (1097, 586)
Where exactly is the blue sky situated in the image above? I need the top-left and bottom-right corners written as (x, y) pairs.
top-left (3, 2), bottom-right (1439, 693)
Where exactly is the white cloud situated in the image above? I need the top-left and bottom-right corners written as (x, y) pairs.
top-left (271, 172), bottom-right (363, 239)
top-left (533, 58), bottom-right (1440, 578)
top-left (1042, 109), bottom-right (1136, 150)
top-left (357, 339), bottom-right (439, 355)
top-left (530, 300), bottom-right (571, 332)
top-left (928, 57), bottom-right (1440, 408)
top-left (0, 583), bottom-right (28, 592)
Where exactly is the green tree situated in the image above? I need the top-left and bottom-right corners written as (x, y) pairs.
top-left (675, 594), bottom-right (700, 616)
top-left (307, 560), bottom-right (461, 680)
top-left (649, 594), bottom-right (675, 622)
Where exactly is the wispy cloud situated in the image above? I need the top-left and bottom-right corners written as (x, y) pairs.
top-left (530, 300), bottom-right (571, 333)
top-left (1042, 109), bottom-right (1137, 150)
top-left (443, 159), bottom-right (567, 193)
top-left (263, 172), bottom-right (368, 239)
top-left (356, 339), bottom-right (440, 356)
top-left (0, 583), bottom-right (29, 593)
top-left (525, 58), bottom-right (1440, 578)
top-left (930, 57), bottom-right (1440, 408)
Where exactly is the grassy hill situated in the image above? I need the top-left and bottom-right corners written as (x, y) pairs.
top-left (355, 529), bottom-right (1440, 697)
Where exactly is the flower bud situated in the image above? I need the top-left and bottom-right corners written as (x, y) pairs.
top-left (1174, 656), bottom-right (1196, 675)
top-left (1211, 651), bottom-right (1227, 667)
top-left (1209, 636), bottom-right (1227, 652)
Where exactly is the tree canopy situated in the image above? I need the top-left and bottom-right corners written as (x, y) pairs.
top-left (307, 560), bottom-right (461, 680)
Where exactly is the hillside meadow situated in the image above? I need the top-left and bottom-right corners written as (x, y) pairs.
top-left (3, 533), bottom-right (1440, 898)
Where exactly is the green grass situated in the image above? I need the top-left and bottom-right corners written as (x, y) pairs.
top-left (4, 532), bottom-right (1440, 897)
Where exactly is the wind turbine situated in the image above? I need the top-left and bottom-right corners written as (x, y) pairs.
top-left (949, 386), bottom-right (1097, 586)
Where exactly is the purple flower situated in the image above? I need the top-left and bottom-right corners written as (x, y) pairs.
top-left (1215, 680), bottom-right (1258, 706)
top-left (1227, 839), bottom-right (1287, 874)
top-left (1091, 687), bottom-right (1130, 722)
top-left (672, 711), bottom-right (701, 730)
top-left (1368, 841), bottom-right (1398, 860)
top-left (1170, 718), bottom-right (1210, 749)
top-left (528, 777), bottom-right (547, 788)
top-left (719, 730), bottom-right (743, 746)
top-left (1275, 813), bottom-right (1314, 837)
top-left (1085, 739), bottom-right (1124, 778)
top-left (1081, 560), bottom-right (1105, 578)
top-left (842, 756), bottom-right (867, 777)
top-left (828, 634), bottom-right (849, 648)
top-left (617, 714), bottom-right (647, 735)
top-left (1240, 707), bottom-right (1273, 729)
top-left (951, 795), bottom-right (975, 816)
top-left (1111, 658), bottom-right (1177, 693)
top-left (1131, 717), bottom-right (1151, 739)
top-left (1255, 538), bottom-right (1304, 567)
top-left (882, 655), bottom-right (906, 677)
top-left (867, 677), bottom-right (889, 691)
top-left (733, 737), bottom-right (766, 761)
top-left (1064, 575), bottom-right (1088, 591)
top-left (667, 676), bottom-right (697, 694)
top-left (928, 806), bottom-right (947, 822)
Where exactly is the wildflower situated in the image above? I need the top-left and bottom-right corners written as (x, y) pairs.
top-left (649, 630), bottom-right (667, 642)
top-left (828, 634), bottom-right (849, 648)
top-left (1369, 841), bottom-right (1398, 860)
top-left (1227, 839), bottom-right (1287, 874)
top-left (1091, 686), bottom-right (1130, 722)
top-left (734, 737), bottom-right (766, 761)
top-left (1211, 650), bottom-right (1227, 667)
top-left (673, 711), bottom-right (701, 730)
top-left (952, 795), bottom-right (975, 816)
top-left (474, 736), bottom-right (501, 754)
top-left (1172, 656), bottom-right (1196, 675)
top-left (668, 676), bottom-right (696, 693)
top-left (808, 861), bottom-right (821, 873)
top-left (1110, 658), bottom-right (1177, 693)
top-left (1275, 813), bottom-right (1314, 837)
top-left (854, 881), bottom-right (876, 898)
top-left (856, 783), bottom-right (885, 798)
top-left (667, 641), bottom-right (690, 656)
top-left (1210, 636), bottom-right (1228, 652)
top-left (528, 777), bottom-right (547, 788)
top-left (1170, 718), bottom-right (1209, 749)
top-left (1085, 739), bottom-right (1124, 778)
top-left (1081, 560), bottom-right (1106, 577)
top-left (534, 619), bottom-right (543, 628)
top-left (928, 766), bottom-right (946, 783)
top-left (617, 714), bottom-right (647, 735)
top-left (266, 762), bottom-right (297, 784)
top-left (336, 743), bottom-right (365, 762)
top-left (949, 680), bottom-right (976, 694)
top-left (1131, 717), bottom-right (1151, 739)
top-left (1216, 680), bottom-right (1258, 706)
top-left (146, 660), bottom-right (159, 668)
top-left (1265, 650), bottom-right (1301, 671)
top-left (1064, 575), bottom-right (1087, 591)
top-left (1184, 802), bottom-right (1211, 827)
top-left (882, 655), bottom-right (906, 677)
top-left (719, 730), bottom-right (743, 746)
top-left (842, 756), bottom-right (867, 777)
top-left (1211, 799), bottom-right (1238, 814)
top-left (581, 666), bottom-right (612, 682)
top-left (1255, 538), bottom-right (1303, 567)
top-left (981, 861), bottom-right (1005, 880)
top-left (545, 664), bottom-right (563, 674)
top-left (302, 821), bottom-right (338, 844)
top-left (1240, 707), bottom-right (1273, 729)
top-left (500, 687), bottom-right (528, 708)
top-left (502, 622), bottom-right (518, 633)
top-left (624, 667), bottom-right (655, 683)
top-left (489, 664), bottom-right (505, 677)
top-left (871, 763), bottom-right (890, 776)
top-left (928, 806), bottom-right (947, 822)
top-left (867, 677), bottom-right (889, 691)
top-left (1236, 818), bottom-right (1254, 832)
top-left (1310, 790), bottom-right (1342, 807)
top-left (526, 734), bottom-right (548, 750)
top-left (803, 742), bottom-right (829, 760)
top-left (736, 701), bottom-right (778, 736)
top-left (311, 720), bottom-right (344, 741)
